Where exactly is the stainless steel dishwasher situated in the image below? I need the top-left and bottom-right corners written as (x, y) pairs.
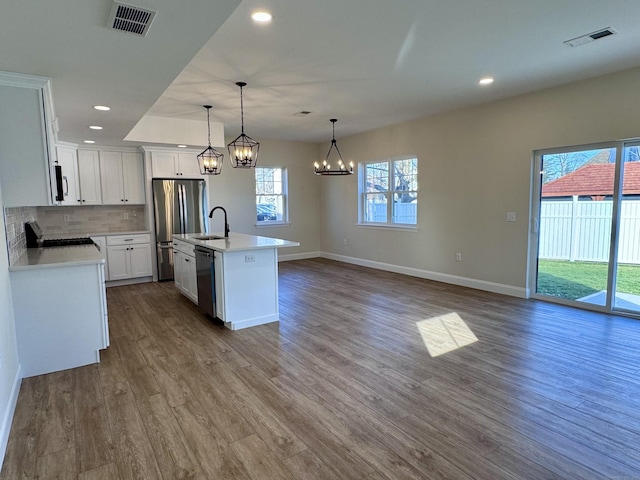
top-left (194, 246), bottom-right (216, 318)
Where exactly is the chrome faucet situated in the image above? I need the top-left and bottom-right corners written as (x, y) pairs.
top-left (208, 206), bottom-right (230, 237)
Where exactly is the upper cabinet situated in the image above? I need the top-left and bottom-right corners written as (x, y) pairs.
top-left (99, 150), bottom-right (144, 205)
top-left (0, 72), bottom-right (58, 207)
top-left (55, 143), bottom-right (80, 206)
top-left (77, 150), bottom-right (103, 205)
top-left (150, 150), bottom-right (203, 178)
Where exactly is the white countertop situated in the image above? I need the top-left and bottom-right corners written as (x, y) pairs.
top-left (174, 232), bottom-right (300, 252)
top-left (10, 245), bottom-right (105, 271)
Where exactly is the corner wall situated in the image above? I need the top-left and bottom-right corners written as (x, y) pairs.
top-left (319, 66), bottom-right (640, 293)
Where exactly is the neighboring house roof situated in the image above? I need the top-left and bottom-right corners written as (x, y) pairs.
top-left (541, 162), bottom-right (640, 197)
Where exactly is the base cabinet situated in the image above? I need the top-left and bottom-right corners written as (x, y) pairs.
top-left (106, 234), bottom-right (152, 281)
top-left (11, 261), bottom-right (109, 377)
top-left (174, 239), bottom-right (197, 303)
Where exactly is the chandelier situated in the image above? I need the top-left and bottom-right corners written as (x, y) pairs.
top-left (314, 118), bottom-right (353, 175)
top-left (227, 82), bottom-right (260, 168)
top-left (196, 105), bottom-right (223, 175)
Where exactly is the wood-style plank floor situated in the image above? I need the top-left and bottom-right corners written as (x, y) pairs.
top-left (3, 258), bottom-right (640, 479)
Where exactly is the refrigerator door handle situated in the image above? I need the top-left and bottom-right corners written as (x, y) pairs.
top-left (179, 184), bottom-right (187, 234)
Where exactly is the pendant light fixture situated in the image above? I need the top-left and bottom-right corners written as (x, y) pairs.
top-left (314, 118), bottom-right (353, 175)
top-left (197, 105), bottom-right (224, 175)
top-left (228, 82), bottom-right (260, 168)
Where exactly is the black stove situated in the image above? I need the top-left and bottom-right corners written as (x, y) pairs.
top-left (41, 237), bottom-right (95, 247)
top-left (25, 221), bottom-right (94, 248)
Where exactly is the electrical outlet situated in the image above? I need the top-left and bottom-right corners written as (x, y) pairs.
top-left (63, 214), bottom-right (70, 222)
top-left (456, 252), bottom-right (462, 262)
top-left (506, 211), bottom-right (516, 222)
top-left (343, 238), bottom-right (347, 245)
top-left (124, 212), bottom-right (129, 220)
top-left (245, 254), bottom-right (256, 263)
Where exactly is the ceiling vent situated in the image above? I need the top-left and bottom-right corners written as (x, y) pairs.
top-left (564, 27), bottom-right (617, 47)
top-left (107, 2), bottom-right (156, 37)
top-left (293, 111), bottom-right (312, 116)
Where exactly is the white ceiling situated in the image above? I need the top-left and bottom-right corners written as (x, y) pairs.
top-left (3, 0), bottom-right (640, 146)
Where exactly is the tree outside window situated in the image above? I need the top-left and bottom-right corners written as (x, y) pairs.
top-left (362, 157), bottom-right (418, 226)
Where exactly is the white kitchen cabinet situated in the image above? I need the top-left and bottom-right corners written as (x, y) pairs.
top-left (77, 150), bottom-right (103, 205)
top-left (106, 234), bottom-right (152, 281)
top-left (151, 150), bottom-right (203, 178)
top-left (55, 143), bottom-right (80, 205)
top-left (10, 260), bottom-right (109, 377)
top-left (174, 238), bottom-right (197, 303)
top-left (0, 72), bottom-right (58, 207)
top-left (100, 150), bottom-right (145, 204)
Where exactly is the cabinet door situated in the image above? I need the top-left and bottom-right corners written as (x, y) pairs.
top-left (178, 152), bottom-right (203, 178)
top-left (99, 151), bottom-right (125, 205)
top-left (77, 150), bottom-right (103, 204)
top-left (56, 146), bottom-right (80, 205)
top-left (122, 152), bottom-right (145, 204)
top-left (129, 243), bottom-right (152, 278)
top-left (184, 255), bottom-right (198, 303)
top-left (151, 152), bottom-right (179, 177)
top-left (106, 245), bottom-right (130, 280)
top-left (174, 250), bottom-right (185, 292)
top-left (0, 82), bottom-right (53, 207)
top-left (214, 251), bottom-right (224, 320)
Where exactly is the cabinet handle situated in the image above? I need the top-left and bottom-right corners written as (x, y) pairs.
top-left (121, 199), bottom-right (124, 202)
top-left (185, 258), bottom-right (189, 262)
top-left (82, 199), bottom-right (86, 203)
top-left (125, 199), bottom-right (129, 202)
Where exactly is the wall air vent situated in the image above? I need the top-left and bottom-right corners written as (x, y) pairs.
top-left (564, 27), bottom-right (617, 47)
top-left (107, 2), bottom-right (157, 37)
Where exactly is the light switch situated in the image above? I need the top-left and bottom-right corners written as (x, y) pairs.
top-left (506, 212), bottom-right (516, 222)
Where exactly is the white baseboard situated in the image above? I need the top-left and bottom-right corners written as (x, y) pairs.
top-left (278, 251), bottom-right (321, 262)
top-left (0, 364), bottom-right (22, 467)
top-left (320, 252), bottom-right (527, 298)
top-left (106, 276), bottom-right (153, 288)
top-left (225, 313), bottom-right (279, 330)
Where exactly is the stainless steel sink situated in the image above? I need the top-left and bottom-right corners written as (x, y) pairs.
top-left (193, 235), bottom-right (226, 241)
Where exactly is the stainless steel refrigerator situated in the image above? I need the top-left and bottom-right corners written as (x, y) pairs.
top-left (153, 179), bottom-right (208, 281)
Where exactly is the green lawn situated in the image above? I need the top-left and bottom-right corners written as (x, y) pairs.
top-left (537, 259), bottom-right (640, 300)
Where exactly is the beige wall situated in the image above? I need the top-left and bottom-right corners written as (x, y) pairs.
top-left (206, 137), bottom-right (321, 256)
top-left (319, 66), bottom-right (640, 292)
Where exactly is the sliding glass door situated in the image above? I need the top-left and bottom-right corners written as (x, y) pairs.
top-left (532, 140), bottom-right (640, 316)
top-left (533, 145), bottom-right (618, 310)
top-left (612, 143), bottom-right (640, 314)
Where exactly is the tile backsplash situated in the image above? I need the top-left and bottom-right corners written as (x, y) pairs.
top-left (37, 205), bottom-right (146, 235)
top-left (3, 205), bottom-right (147, 266)
top-left (4, 206), bottom-right (37, 265)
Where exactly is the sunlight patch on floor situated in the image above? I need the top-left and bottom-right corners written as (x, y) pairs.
top-left (416, 312), bottom-right (478, 357)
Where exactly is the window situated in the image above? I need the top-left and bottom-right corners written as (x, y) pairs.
top-left (360, 156), bottom-right (418, 226)
top-left (255, 167), bottom-right (287, 224)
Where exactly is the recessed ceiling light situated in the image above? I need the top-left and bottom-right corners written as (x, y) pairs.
top-left (89, 125), bottom-right (103, 130)
top-left (84, 140), bottom-right (96, 144)
top-left (177, 145), bottom-right (188, 148)
top-left (479, 77), bottom-right (494, 86)
top-left (251, 10), bottom-right (272, 23)
top-left (93, 105), bottom-right (111, 111)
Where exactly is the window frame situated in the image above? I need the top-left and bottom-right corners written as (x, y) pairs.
top-left (254, 166), bottom-right (289, 226)
top-left (358, 155), bottom-right (418, 230)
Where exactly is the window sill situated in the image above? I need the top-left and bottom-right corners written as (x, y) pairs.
top-left (255, 222), bottom-right (291, 228)
top-left (356, 223), bottom-right (418, 232)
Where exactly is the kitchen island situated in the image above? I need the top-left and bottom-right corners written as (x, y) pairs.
top-left (173, 232), bottom-right (299, 330)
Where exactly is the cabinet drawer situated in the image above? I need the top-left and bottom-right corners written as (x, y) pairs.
top-left (173, 239), bottom-right (195, 257)
top-left (107, 233), bottom-right (150, 246)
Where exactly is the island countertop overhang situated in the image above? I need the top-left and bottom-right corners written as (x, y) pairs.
top-left (173, 232), bottom-right (299, 252)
